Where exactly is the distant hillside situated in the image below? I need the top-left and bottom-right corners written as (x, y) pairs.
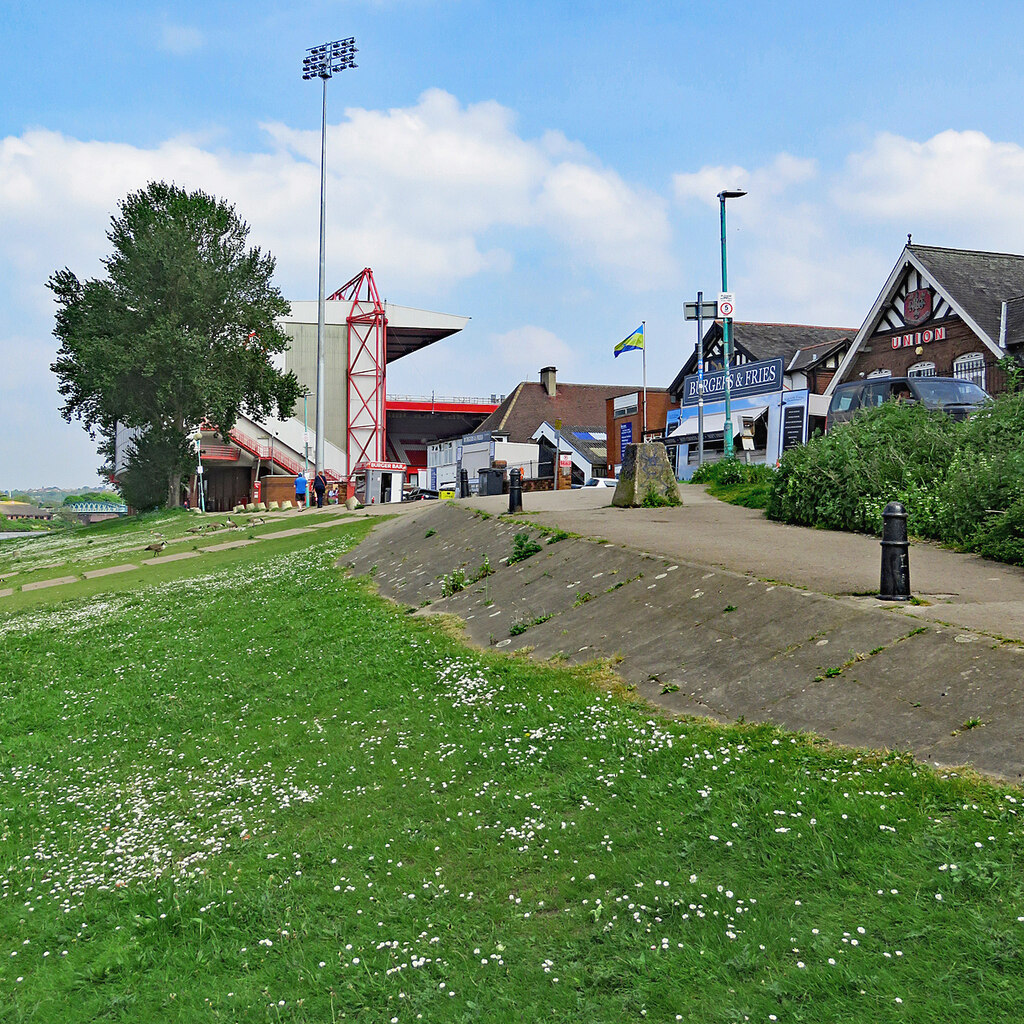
top-left (1, 485), bottom-right (113, 508)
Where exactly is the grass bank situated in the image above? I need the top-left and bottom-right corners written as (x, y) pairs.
top-left (0, 519), bottom-right (1022, 1021)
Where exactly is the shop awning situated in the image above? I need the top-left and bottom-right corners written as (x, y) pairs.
top-left (669, 406), bottom-right (767, 440)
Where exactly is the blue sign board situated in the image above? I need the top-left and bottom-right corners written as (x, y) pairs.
top-left (619, 421), bottom-right (633, 461)
top-left (681, 357), bottom-right (784, 406)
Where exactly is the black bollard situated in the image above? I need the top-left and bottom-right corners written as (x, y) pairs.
top-left (459, 468), bottom-right (470, 498)
top-left (878, 500), bottom-right (910, 601)
top-left (508, 468), bottom-right (523, 513)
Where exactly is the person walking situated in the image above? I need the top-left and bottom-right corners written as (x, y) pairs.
top-left (295, 472), bottom-right (308, 508)
top-left (313, 471), bottom-right (327, 509)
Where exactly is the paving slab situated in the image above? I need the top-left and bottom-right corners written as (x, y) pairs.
top-left (0, 588), bottom-right (13, 599)
top-left (200, 540), bottom-right (258, 553)
top-left (83, 563), bottom-right (138, 579)
top-left (22, 576), bottom-right (78, 591)
top-left (254, 528), bottom-right (314, 541)
top-left (146, 551), bottom-right (202, 564)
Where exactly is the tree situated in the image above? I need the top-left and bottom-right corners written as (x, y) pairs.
top-left (50, 181), bottom-right (302, 507)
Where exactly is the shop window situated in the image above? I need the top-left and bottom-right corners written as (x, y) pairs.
top-left (953, 352), bottom-right (986, 389)
top-left (908, 361), bottom-right (936, 377)
top-left (867, 368), bottom-right (892, 378)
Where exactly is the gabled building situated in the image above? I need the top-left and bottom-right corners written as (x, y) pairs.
top-left (425, 367), bottom-right (640, 492)
top-left (830, 243), bottom-right (1024, 394)
top-left (532, 421), bottom-right (609, 484)
top-left (668, 321), bottom-right (857, 434)
top-left (476, 366), bottom-right (638, 444)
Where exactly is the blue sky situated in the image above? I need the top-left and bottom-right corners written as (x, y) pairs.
top-left (5, 0), bottom-right (1024, 486)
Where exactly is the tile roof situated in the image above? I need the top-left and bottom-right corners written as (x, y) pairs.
top-left (476, 380), bottom-right (645, 443)
top-left (562, 424), bottom-right (608, 466)
top-left (786, 336), bottom-right (852, 372)
top-left (911, 245), bottom-right (1024, 345)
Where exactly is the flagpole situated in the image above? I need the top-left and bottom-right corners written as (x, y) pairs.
top-left (641, 320), bottom-right (647, 435)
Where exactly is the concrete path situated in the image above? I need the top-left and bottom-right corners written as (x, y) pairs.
top-left (451, 486), bottom-right (1024, 644)
top-left (346, 495), bottom-right (1024, 783)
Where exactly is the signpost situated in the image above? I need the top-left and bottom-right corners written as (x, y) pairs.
top-left (684, 294), bottom-right (719, 466)
top-left (553, 418), bottom-right (563, 490)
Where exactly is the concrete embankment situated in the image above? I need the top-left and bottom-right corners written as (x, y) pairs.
top-left (346, 499), bottom-right (1024, 783)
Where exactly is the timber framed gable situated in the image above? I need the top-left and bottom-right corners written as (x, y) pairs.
top-left (829, 245), bottom-right (1006, 393)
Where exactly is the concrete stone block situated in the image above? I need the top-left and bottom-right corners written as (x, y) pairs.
top-left (612, 442), bottom-right (680, 508)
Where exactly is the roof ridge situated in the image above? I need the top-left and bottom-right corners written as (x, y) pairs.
top-left (731, 320), bottom-right (858, 331)
top-left (911, 243), bottom-right (1024, 261)
top-left (496, 382), bottom-right (525, 432)
top-left (522, 380), bottom-right (652, 390)
top-left (792, 337), bottom-right (851, 351)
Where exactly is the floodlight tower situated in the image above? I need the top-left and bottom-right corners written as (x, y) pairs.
top-left (302, 37), bottom-right (358, 475)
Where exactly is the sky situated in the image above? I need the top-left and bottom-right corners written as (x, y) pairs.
top-left (5, 0), bottom-right (1024, 487)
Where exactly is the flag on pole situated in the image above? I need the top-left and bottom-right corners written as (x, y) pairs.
top-left (614, 324), bottom-right (644, 358)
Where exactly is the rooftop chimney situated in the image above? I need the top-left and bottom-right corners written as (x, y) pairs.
top-left (540, 365), bottom-right (557, 397)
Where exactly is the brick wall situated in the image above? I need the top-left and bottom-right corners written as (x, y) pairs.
top-left (846, 317), bottom-right (987, 378)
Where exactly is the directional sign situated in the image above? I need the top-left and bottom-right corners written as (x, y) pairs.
top-left (683, 300), bottom-right (719, 320)
top-left (718, 292), bottom-right (735, 318)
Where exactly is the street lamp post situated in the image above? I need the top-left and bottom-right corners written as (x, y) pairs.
top-left (302, 394), bottom-right (310, 508)
top-left (302, 37), bottom-right (358, 478)
top-left (717, 188), bottom-right (746, 459)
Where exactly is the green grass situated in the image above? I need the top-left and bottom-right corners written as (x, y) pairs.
top-left (1, 518), bottom-right (1024, 1021)
top-left (0, 508), bottom-right (351, 594)
top-left (703, 478), bottom-right (773, 509)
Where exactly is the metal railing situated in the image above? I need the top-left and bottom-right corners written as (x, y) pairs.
top-left (226, 427), bottom-right (343, 482)
top-left (388, 393), bottom-right (505, 405)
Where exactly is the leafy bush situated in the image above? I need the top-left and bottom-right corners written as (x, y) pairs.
top-left (934, 393), bottom-right (1024, 551)
top-left (509, 532), bottom-right (542, 564)
top-left (767, 403), bottom-right (960, 535)
top-left (764, 393), bottom-right (1024, 568)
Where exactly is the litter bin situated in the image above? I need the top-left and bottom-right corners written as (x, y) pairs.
top-left (478, 468), bottom-right (506, 496)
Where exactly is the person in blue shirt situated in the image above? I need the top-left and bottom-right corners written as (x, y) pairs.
top-left (295, 473), bottom-right (308, 507)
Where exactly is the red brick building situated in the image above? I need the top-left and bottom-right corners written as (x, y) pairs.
top-left (830, 243), bottom-right (1024, 395)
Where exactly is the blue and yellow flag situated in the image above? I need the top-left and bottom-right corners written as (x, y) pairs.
top-left (614, 324), bottom-right (644, 358)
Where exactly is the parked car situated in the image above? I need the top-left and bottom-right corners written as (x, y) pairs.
top-left (583, 477), bottom-right (617, 488)
top-left (403, 487), bottom-right (439, 501)
top-left (826, 376), bottom-right (990, 431)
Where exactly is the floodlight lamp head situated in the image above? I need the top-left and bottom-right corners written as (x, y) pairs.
top-left (718, 189), bottom-right (747, 201)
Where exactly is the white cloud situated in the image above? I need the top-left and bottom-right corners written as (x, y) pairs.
top-left (491, 325), bottom-right (573, 373)
top-left (836, 129), bottom-right (1024, 250)
top-left (672, 130), bottom-right (1024, 326)
top-left (0, 90), bottom-right (673, 300)
top-left (539, 163), bottom-right (674, 288)
top-left (159, 24), bottom-right (205, 56)
top-left (672, 153), bottom-right (818, 212)
top-left (0, 91), bottom-right (673, 485)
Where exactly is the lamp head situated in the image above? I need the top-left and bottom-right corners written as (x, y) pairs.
top-left (718, 189), bottom-right (747, 201)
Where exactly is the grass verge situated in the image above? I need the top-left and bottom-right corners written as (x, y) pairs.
top-left (0, 520), bottom-right (1022, 1021)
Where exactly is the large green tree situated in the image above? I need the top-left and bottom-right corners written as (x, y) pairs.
top-left (50, 181), bottom-right (302, 507)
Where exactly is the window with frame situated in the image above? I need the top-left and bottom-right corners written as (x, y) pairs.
top-left (953, 352), bottom-right (986, 389)
top-left (908, 361), bottom-right (936, 377)
top-left (867, 368), bottom-right (892, 378)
